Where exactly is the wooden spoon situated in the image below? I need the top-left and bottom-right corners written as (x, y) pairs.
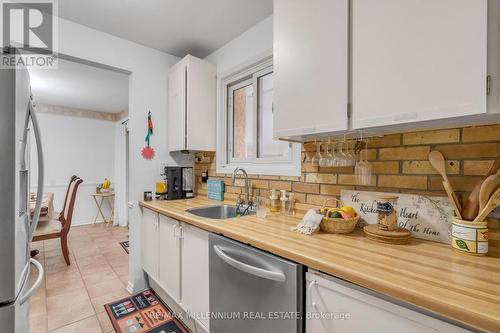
top-left (428, 151), bottom-right (462, 218)
top-left (462, 156), bottom-right (500, 220)
top-left (474, 186), bottom-right (500, 223)
top-left (478, 172), bottom-right (500, 212)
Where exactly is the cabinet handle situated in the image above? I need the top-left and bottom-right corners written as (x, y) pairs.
top-left (213, 245), bottom-right (286, 282)
top-left (308, 280), bottom-right (317, 308)
top-left (173, 224), bottom-right (183, 239)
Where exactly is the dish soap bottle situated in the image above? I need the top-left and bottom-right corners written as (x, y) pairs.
top-left (270, 189), bottom-right (280, 213)
top-left (280, 190), bottom-right (288, 215)
top-left (287, 193), bottom-right (295, 216)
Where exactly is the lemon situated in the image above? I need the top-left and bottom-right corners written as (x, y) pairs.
top-left (341, 206), bottom-right (355, 216)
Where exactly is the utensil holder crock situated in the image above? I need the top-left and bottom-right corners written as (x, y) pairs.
top-left (451, 218), bottom-right (488, 256)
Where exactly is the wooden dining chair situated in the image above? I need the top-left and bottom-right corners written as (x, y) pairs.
top-left (33, 176), bottom-right (83, 265)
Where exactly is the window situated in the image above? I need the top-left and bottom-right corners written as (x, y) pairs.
top-left (217, 56), bottom-right (301, 176)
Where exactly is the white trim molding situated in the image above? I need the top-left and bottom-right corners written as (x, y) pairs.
top-left (126, 281), bottom-right (134, 294)
top-left (35, 104), bottom-right (129, 122)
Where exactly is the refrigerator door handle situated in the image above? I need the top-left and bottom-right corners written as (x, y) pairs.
top-left (19, 258), bottom-right (43, 305)
top-left (26, 101), bottom-right (44, 242)
top-left (213, 245), bottom-right (286, 282)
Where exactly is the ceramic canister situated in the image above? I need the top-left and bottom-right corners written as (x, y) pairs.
top-left (377, 195), bottom-right (399, 231)
top-left (451, 218), bottom-right (488, 256)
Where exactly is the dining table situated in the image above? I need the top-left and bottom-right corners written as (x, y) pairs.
top-left (30, 192), bottom-right (55, 219)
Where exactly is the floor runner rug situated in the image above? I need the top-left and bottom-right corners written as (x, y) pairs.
top-left (104, 289), bottom-right (189, 333)
top-left (119, 240), bottom-right (129, 254)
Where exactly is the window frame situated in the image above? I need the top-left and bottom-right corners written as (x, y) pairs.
top-left (216, 54), bottom-right (301, 177)
top-left (227, 77), bottom-right (256, 162)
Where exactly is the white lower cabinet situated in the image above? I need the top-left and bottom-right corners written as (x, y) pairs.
top-left (180, 223), bottom-right (210, 330)
top-left (141, 208), bottom-right (159, 279)
top-left (158, 215), bottom-right (181, 302)
top-left (306, 270), bottom-right (472, 333)
top-left (141, 208), bottom-right (210, 332)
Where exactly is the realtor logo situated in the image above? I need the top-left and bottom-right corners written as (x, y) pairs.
top-left (1, 0), bottom-right (58, 68)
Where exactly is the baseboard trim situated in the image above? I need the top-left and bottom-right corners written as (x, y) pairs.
top-left (72, 220), bottom-right (110, 227)
top-left (126, 281), bottom-right (134, 294)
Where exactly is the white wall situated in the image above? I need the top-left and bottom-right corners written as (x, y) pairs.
top-left (55, 17), bottom-right (180, 292)
top-left (54, 14), bottom-right (271, 293)
top-left (205, 15), bottom-right (273, 75)
top-left (30, 112), bottom-right (116, 225)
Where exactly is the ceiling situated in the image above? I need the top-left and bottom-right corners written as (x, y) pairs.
top-left (29, 58), bottom-right (129, 113)
top-left (58, 0), bottom-right (273, 58)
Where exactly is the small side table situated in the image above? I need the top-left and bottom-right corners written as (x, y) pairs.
top-left (92, 192), bottom-right (115, 225)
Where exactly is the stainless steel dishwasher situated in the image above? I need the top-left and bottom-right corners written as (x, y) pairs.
top-left (209, 234), bottom-right (304, 333)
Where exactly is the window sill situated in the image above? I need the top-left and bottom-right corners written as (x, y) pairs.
top-left (216, 147), bottom-right (302, 177)
top-left (216, 163), bottom-right (301, 177)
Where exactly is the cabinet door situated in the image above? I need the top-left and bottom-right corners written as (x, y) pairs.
top-left (352, 0), bottom-right (488, 129)
top-left (141, 208), bottom-right (159, 279)
top-left (181, 223), bottom-right (210, 330)
top-left (168, 61), bottom-right (187, 151)
top-left (273, 0), bottom-right (349, 138)
top-left (306, 271), bottom-right (472, 333)
top-left (158, 215), bottom-right (181, 302)
top-left (186, 56), bottom-right (216, 151)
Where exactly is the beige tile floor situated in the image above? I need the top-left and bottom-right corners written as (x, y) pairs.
top-left (29, 223), bottom-right (130, 333)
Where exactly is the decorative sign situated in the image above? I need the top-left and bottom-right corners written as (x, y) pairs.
top-left (141, 111), bottom-right (155, 160)
top-left (208, 180), bottom-right (225, 201)
top-left (341, 190), bottom-right (453, 244)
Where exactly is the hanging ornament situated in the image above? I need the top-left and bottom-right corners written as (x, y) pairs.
top-left (141, 110), bottom-right (155, 160)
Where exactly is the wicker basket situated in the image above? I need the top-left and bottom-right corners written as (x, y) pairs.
top-left (319, 198), bottom-right (359, 234)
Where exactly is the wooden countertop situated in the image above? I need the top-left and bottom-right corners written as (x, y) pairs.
top-left (140, 198), bottom-right (500, 332)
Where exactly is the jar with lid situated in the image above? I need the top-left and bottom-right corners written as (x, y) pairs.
top-left (269, 189), bottom-right (280, 212)
top-left (377, 195), bottom-right (399, 230)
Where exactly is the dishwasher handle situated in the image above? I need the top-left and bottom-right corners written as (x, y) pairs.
top-left (213, 245), bottom-right (286, 283)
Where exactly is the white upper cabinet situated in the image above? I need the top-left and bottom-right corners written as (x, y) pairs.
top-left (168, 61), bottom-right (186, 151)
top-left (168, 55), bottom-right (216, 151)
top-left (273, 0), bottom-right (349, 139)
top-left (352, 0), bottom-right (488, 129)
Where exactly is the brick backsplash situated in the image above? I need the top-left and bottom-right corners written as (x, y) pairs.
top-left (194, 124), bottom-right (500, 209)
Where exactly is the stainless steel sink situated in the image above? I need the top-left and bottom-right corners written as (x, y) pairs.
top-left (186, 205), bottom-right (254, 219)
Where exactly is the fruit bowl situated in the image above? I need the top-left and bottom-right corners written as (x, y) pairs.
top-left (319, 198), bottom-right (359, 234)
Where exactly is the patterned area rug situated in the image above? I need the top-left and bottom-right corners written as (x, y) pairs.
top-left (104, 289), bottom-right (189, 333)
top-left (120, 241), bottom-right (129, 254)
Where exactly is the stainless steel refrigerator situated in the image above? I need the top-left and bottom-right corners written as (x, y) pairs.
top-left (0, 50), bottom-right (45, 333)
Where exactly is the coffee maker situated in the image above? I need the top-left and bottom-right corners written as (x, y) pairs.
top-left (165, 166), bottom-right (194, 200)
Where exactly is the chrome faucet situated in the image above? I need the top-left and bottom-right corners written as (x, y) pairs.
top-left (232, 167), bottom-right (250, 205)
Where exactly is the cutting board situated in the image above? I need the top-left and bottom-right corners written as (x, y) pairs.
top-left (363, 224), bottom-right (412, 245)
